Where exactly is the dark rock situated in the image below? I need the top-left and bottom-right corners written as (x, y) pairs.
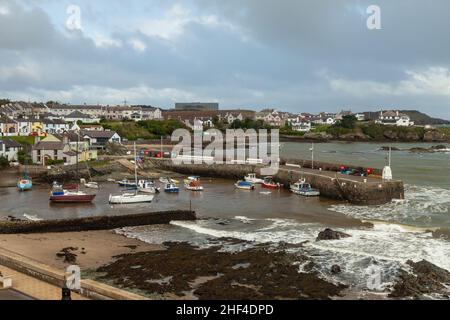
top-left (331, 265), bottom-right (342, 274)
top-left (389, 260), bottom-right (450, 298)
top-left (424, 130), bottom-right (448, 142)
top-left (383, 131), bottom-right (398, 140)
top-left (379, 146), bottom-right (401, 151)
top-left (316, 229), bottom-right (351, 241)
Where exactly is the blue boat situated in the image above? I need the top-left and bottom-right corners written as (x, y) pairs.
top-left (17, 167), bottom-right (32, 192)
top-left (164, 183), bottom-right (180, 193)
top-left (235, 180), bottom-right (255, 190)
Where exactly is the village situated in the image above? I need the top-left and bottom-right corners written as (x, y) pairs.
top-left (0, 100), bottom-right (423, 166)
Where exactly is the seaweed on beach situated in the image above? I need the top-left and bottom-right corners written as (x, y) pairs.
top-left (96, 242), bottom-right (347, 300)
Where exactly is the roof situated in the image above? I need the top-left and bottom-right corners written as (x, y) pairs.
top-left (66, 111), bottom-right (92, 119)
top-left (0, 117), bottom-right (16, 124)
top-left (63, 151), bottom-right (78, 156)
top-left (32, 141), bottom-right (65, 151)
top-left (0, 139), bottom-right (22, 148)
top-left (81, 130), bottom-right (118, 139)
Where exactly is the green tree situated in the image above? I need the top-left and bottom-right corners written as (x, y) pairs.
top-left (336, 115), bottom-right (357, 129)
top-left (0, 156), bottom-right (9, 167)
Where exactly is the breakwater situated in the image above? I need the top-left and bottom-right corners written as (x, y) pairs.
top-left (150, 159), bottom-right (404, 205)
top-left (0, 211), bottom-right (196, 234)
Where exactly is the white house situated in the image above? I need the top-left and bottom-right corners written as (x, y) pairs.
top-left (0, 139), bottom-right (22, 161)
top-left (65, 111), bottom-right (100, 124)
top-left (377, 110), bottom-right (414, 127)
top-left (82, 130), bottom-right (122, 150)
top-left (291, 121), bottom-right (312, 132)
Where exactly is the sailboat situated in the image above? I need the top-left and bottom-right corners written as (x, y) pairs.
top-left (109, 143), bottom-right (154, 204)
top-left (17, 154), bottom-right (32, 192)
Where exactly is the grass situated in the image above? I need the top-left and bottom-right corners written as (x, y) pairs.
top-left (3, 136), bottom-right (36, 146)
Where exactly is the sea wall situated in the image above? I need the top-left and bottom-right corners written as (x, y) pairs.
top-left (0, 211), bottom-right (196, 234)
top-left (151, 159), bottom-right (404, 205)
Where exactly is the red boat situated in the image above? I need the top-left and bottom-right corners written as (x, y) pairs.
top-left (50, 192), bottom-right (96, 203)
top-left (262, 177), bottom-right (282, 189)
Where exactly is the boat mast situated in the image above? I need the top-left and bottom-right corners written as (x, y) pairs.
top-left (134, 142), bottom-right (138, 194)
top-left (311, 143), bottom-right (314, 170)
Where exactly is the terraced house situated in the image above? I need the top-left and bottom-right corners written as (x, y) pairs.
top-left (0, 139), bottom-right (22, 161)
top-left (0, 117), bottom-right (18, 137)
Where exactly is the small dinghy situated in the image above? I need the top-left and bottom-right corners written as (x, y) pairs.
top-left (290, 180), bottom-right (320, 197)
top-left (235, 180), bottom-right (255, 190)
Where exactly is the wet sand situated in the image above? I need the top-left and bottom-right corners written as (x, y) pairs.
top-left (0, 230), bottom-right (162, 270)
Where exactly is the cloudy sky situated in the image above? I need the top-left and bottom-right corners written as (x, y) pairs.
top-left (1, 0), bottom-right (450, 118)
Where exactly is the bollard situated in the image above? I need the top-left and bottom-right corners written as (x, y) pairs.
top-left (61, 287), bottom-right (72, 300)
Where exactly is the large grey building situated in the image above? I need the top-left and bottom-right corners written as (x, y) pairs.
top-left (175, 102), bottom-right (219, 111)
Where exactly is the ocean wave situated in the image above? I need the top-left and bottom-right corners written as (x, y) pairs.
top-left (329, 184), bottom-right (450, 224)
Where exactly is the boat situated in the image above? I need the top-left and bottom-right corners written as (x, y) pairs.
top-left (137, 180), bottom-right (160, 194)
top-left (235, 180), bottom-right (255, 190)
top-left (109, 143), bottom-right (156, 204)
top-left (262, 177), bottom-right (282, 190)
top-left (290, 180), bottom-right (320, 197)
top-left (17, 164), bottom-right (32, 192)
top-left (244, 173), bottom-right (264, 184)
top-left (80, 178), bottom-right (99, 189)
top-left (109, 193), bottom-right (154, 204)
top-left (118, 179), bottom-right (137, 188)
top-left (159, 177), bottom-right (179, 184)
top-left (50, 189), bottom-right (96, 203)
top-left (184, 176), bottom-right (204, 191)
top-left (164, 183), bottom-right (180, 193)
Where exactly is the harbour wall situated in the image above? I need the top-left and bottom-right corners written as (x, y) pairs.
top-left (0, 210), bottom-right (196, 234)
top-left (151, 159), bottom-right (404, 205)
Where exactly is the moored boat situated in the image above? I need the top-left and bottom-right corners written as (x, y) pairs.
top-left (50, 190), bottom-right (96, 203)
top-left (290, 180), bottom-right (320, 197)
top-left (235, 180), bottom-right (255, 190)
top-left (118, 179), bottom-right (137, 188)
top-left (262, 177), bottom-right (282, 190)
top-left (138, 180), bottom-right (160, 194)
top-left (17, 177), bottom-right (32, 192)
top-left (164, 183), bottom-right (180, 193)
top-left (244, 173), bottom-right (264, 184)
top-left (109, 193), bottom-right (154, 204)
top-left (184, 176), bottom-right (204, 191)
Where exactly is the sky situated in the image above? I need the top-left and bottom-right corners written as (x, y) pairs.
top-left (1, 0), bottom-right (450, 119)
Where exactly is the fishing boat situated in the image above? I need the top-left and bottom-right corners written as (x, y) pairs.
top-left (184, 176), bottom-right (204, 191)
top-left (50, 188), bottom-right (96, 203)
top-left (137, 180), bottom-right (160, 194)
top-left (290, 180), bottom-right (320, 197)
top-left (262, 177), bottom-right (282, 190)
top-left (118, 179), bottom-right (137, 188)
top-left (235, 180), bottom-right (255, 190)
top-left (244, 173), bottom-right (264, 184)
top-left (164, 183), bottom-right (180, 193)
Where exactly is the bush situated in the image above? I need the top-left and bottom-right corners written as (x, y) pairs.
top-left (0, 156), bottom-right (9, 167)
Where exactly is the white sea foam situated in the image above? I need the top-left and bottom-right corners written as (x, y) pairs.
top-left (329, 184), bottom-right (450, 223)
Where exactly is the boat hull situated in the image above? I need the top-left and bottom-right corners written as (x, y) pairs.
top-left (50, 194), bottom-right (96, 203)
top-left (165, 188), bottom-right (180, 193)
top-left (109, 194), bottom-right (154, 204)
top-left (17, 181), bottom-right (32, 191)
top-left (262, 183), bottom-right (281, 190)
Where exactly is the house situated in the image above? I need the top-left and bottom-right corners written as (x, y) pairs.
top-left (65, 111), bottom-right (100, 124)
top-left (16, 118), bottom-right (32, 136)
top-left (0, 117), bottom-right (18, 136)
top-left (355, 113), bottom-right (366, 121)
top-left (81, 130), bottom-right (122, 150)
top-left (255, 109), bottom-right (287, 127)
top-left (42, 118), bottom-right (69, 134)
top-left (31, 135), bottom-right (77, 165)
top-left (335, 110), bottom-right (353, 121)
top-left (377, 110), bottom-right (414, 127)
top-left (0, 139), bottom-right (22, 161)
top-left (29, 118), bottom-right (44, 136)
top-left (291, 121), bottom-right (312, 132)
top-left (54, 132), bottom-right (98, 161)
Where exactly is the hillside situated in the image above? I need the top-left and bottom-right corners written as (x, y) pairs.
top-left (364, 110), bottom-right (450, 125)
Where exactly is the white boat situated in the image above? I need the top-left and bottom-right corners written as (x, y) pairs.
top-left (109, 193), bottom-right (154, 204)
top-left (235, 180), bottom-right (255, 190)
top-left (184, 176), bottom-right (204, 191)
top-left (244, 173), bottom-right (264, 184)
top-left (138, 180), bottom-right (160, 194)
top-left (80, 178), bottom-right (99, 189)
top-left (159, 177), bottom-right (179, 184)
top-left (109, 143), bottom-right (156, 204)
top-left (290, 180), bottom-right (320, 197)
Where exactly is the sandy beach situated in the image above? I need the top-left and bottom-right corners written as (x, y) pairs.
top-left (0, 230), bottom-right (162, 270)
